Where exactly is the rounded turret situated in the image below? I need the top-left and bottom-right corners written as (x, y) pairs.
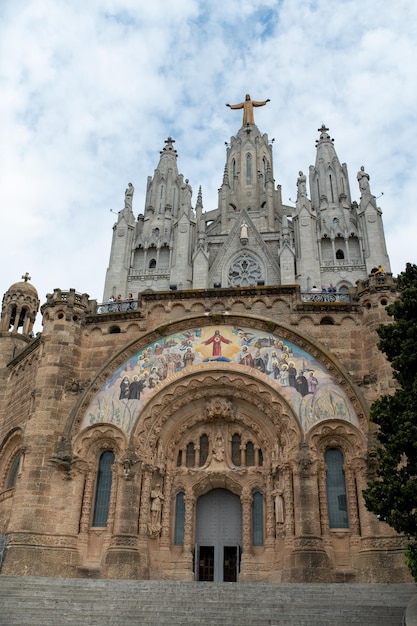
top-left (0, 273), bottom-right (40, 336)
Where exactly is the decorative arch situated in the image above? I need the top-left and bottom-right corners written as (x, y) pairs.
top-left (131, 368), bottom-right (301, 469)
top-left (67, 316), bottom-right (368, 444)
top-left (0, 429), bottom-right (24, 492)
top-left (308, 420), bottom-right (366, 535)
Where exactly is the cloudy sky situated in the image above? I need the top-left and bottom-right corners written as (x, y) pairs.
top-left (1, 0), bottom-right (416, 329)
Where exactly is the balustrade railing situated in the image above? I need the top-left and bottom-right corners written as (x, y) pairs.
top-left (301, 291), bottom-right (350, 303)
top-left (97, 300), bottom-right (139, 314)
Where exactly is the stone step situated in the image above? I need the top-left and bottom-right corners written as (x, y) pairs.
top-left (0, 577), bottom-right (414, 626)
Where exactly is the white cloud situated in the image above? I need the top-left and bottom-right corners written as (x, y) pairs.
top-left (0, 0), bottom-right (416, 332)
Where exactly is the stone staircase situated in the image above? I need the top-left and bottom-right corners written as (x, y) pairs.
top-left (0, 577), bottom-right (415, 626)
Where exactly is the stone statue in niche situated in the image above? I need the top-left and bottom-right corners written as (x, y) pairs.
top-left (272, 486), bottom-right (285, 536)
top-left (212, 430), bottom-right (225, 462)
top-left (149, 482), bottom-right (164, 537)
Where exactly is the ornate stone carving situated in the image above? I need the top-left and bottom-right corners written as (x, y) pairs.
top-left (119, 445), bottom-right (141, 480)
top-left (49, 436), bottom-right (80, 479)
top-left (296, 442), bottom-right (312, 477)
top-left (205, 397), bottom-right (235, 420)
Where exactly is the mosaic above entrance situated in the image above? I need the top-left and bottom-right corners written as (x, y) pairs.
top-left (81, 325), bottom-right (358, 435)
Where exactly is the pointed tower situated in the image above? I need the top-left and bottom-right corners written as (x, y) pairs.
top-left (302, 124), bottom-right (385, 290)
top-left (203, 99), bottom-right (289, 289)
top-left (356, 165), bottom-right (391, 273)
top-left (192, 187), bottom-right (209, 288)
top-left (104, 183), bottom-right (137, 300)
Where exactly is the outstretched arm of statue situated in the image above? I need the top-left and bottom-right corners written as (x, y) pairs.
top-left (226, 102), bottom-right (244, 109)
top-left (252, 99), bottom-right (270, 107)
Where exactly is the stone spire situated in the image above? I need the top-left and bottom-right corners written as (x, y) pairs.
top-left (309, 124), bottom-right (351, 212)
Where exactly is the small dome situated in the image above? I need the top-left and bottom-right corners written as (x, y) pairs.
top-left (7, 280), bottom-right (39, 298)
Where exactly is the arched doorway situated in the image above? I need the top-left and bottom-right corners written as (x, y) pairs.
top-left (195, 488), bottom-right (242, 582)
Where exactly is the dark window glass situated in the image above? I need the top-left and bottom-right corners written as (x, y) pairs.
top-left (92, 451), bottom-right (115, 527)
top-left (199, 434), bottom-right (209, 466)
top-left (174, 492), bottom-right (185, 545)
top-left (232, 434), bottom-right (241, 466)
top-left (325, 448), bottom-right (349, 528)
top-left (186, 443), bottom-right (195, 468)
top-left (245, 441), bottom-right (255, 466)
top-left (6, 453), bottom-right (20, 489)
top-left (252, 491), bottom-right (264, 546)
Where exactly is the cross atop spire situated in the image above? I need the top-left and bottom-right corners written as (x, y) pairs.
top-left (22, 272), bottom-right (31, 283)
top-left (165, 137), bottom-right (175, 149)
top-left (161, 136), bottom-right (177, 156)
top-left (317, 124), bottom-right (330, 141)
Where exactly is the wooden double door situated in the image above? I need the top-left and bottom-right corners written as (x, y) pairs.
top-left (195, 489), bottom-right (242, 582)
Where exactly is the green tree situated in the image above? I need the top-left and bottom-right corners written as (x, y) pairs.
top-left (363, 263), bottom-right (417, 579)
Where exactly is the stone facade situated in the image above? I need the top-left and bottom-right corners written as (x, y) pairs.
top-left (0, 115), bottom-right (411, 583)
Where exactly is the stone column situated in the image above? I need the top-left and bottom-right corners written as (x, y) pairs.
top-left (183, 490), bottom-right (195, 554)
top-left (265, 473), bottom-right (275, 546)
top-left (104, 454), bottom-right (143, 578)
top-left (241, 490), bottom-right (252, 555)
top-left (288, 444), bottom-right (331, 582)
top-left (138, 468), bottom-right (152, 538)
top-left (160, 472), bottom-right (173, 547)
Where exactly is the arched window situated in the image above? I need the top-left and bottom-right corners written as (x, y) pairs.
top-left (6, 452), bottom-right (21, 489)
top-left (262, 157), bottom-right (266, 188)
top-left (245, 442), bottom-right (255, 466)
top-left (199, 434), bottom-right (209, 466)
top-left (252, 491), bottom-right (264, 546)
top-left (149, 258), bottom-right (157, 269)
top-left (246, 154), bottom-right (252, 185)
top-left (176, 450), bottom-right (182, 467)
top-left (336, 249), bottom-right (345, 260)
top-left (174, 492), bottom-right (185, 545)
top-left (186, 442), bottom-right (195, 468)
top-left (329, 174), bottom-right (334, 202)
top-left (231, 434), bottom-right (241, 466)
top-left (325, 448), bottom-right (349, 528)
top-left (92, 451), bottom-right (115, 527)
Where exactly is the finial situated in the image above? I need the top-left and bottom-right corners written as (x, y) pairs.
top-left (161, 137), bottom-right (177, 155)
top-left (317, 124), bottom-right (331, 141)
top-left (22, 272), bottom-right (31, 283)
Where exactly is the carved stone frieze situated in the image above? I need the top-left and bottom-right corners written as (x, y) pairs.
top-left (205, 397), bottom-right (235, 420)
top-left (360, 536), bottom-right (409, 551)
top-left (8, 532), bottom-right (78, 549)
